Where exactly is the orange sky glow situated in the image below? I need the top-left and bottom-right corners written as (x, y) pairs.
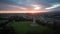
top-left (0, 10), bottom-right (48, 14)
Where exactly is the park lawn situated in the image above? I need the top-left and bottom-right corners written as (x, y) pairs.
top-left (11, 21), bottom-right (51, 34)
top-left (0, 20), bottom-right (52, 34)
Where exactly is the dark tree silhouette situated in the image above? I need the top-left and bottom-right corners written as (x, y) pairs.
top-left (0, 16), bottom-right (15, 34)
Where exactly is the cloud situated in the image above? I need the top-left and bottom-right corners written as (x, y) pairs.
top-left (0, 3), bottom-right (28, 11)
top-left (0, 0), bottom-right (60, 11)
top-left (0, 0), bottom-right (16, 4)
top-left (46, 0), bottom-right (60, 3)
top-left (45, 4), bottom-right (60, 10)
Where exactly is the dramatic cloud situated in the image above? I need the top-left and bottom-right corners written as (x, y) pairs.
top-left (45, 4), bottom-right (60, 10)
top-left (0, 0), bottom-right (60, 12)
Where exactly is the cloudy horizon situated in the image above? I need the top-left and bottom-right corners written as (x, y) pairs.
top-left (0, 0), bottom-right (60, 13)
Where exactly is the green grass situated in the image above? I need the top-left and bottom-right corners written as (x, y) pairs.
top-left (0, 20), bottom-right (52, 34)
top-left (11, 21), bottom-right (51, 34)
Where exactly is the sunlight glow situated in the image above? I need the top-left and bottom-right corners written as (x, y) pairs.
top-left (0, 4), bottom-right (48, 14)
top-left (31, 5), bottom-right (42, 10)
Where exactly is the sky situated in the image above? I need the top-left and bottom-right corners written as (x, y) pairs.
top-left (0, 0), bottom-right (60, 12)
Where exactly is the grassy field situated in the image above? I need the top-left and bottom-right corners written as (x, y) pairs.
top-left (11, 21), bottom-right (53, 34)
top-left (0, 20), bottom-right (53, 34)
